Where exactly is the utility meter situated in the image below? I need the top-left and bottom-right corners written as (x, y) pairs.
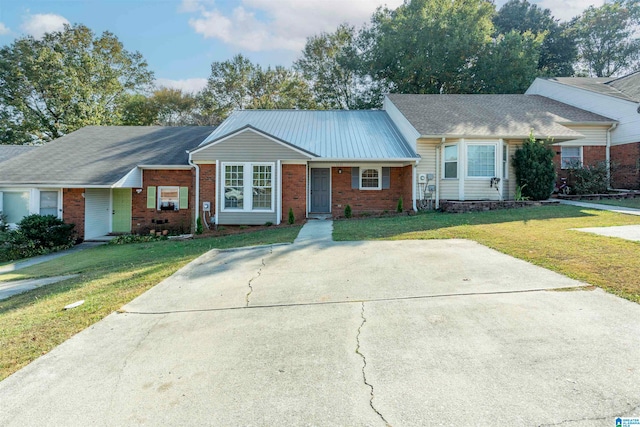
top-left (203, 201), bottom-right (211, 212)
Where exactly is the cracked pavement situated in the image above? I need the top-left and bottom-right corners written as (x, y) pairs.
top-left (1, 239), bottom-right (639, 426)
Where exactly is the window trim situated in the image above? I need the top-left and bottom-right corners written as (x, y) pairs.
top-left (560, 146), bottom-right (582, 170)
top-left (360, 167), bottom-right (382, 190)
top-left (157, 186), bottom-right (180, 211)
top-left (221, 162), bottom-right (275, 213)
top-left (466, 142), bottom-right (497, 179)
top-left (502, 143), bottom-right (509, 180)
top-left (443, 144), bottom-right (459, 180)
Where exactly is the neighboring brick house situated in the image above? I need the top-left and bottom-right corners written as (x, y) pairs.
top-left (527, 72), bottom-right (640, 189)
top-left (0, 91), bottom-right (621, 238)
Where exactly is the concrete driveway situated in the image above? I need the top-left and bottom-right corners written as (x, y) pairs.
top-left (1, 237), bottom-right (639, 426)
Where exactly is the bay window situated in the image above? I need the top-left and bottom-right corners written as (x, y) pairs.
top-left (467, 145), bottom-right (496, 177)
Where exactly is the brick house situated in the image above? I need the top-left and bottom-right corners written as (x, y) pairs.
top-left (527, 72), bottom-right (640, 189)
top-left (0, 92), bottom-right (622, 238)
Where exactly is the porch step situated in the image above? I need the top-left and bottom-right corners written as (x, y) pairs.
top-left (308, 213), bottom-right (332, 220)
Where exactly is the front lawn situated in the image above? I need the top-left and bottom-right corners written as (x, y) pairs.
top-left (0, 226), bottom-right (300, 381)
top-left (587, 198), bottom-right (640, 209)
top-left (334, 205), bottom-right (640, 304)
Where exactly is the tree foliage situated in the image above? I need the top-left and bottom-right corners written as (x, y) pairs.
top-left (574, 0), bottom-right (640, 77)
top-left (0, 24), bottom-right (154, 144)
top-left (512, 133), bottom-right (556, 200)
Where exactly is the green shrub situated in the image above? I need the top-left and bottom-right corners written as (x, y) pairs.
top-left (109, 234), bottom-right (165, 245)
top-left (264, 221), bottom-right (273, 226)
top-left (513, 133), bottom-right (556, 201)
top-left (344, 204), bottom-right (352, 218)
top-left (196, 216), bottom-right (204, 235)
top-left (0, 212), bottom-right (8, 233)
top-left (288, 207), bottom-right (295, 225)
top-left (16, 214), bottom-right (75, 249)
top-left (569, 161), bottom-right (609, 195)
top-left (397, 196), bottom-right (403, 213)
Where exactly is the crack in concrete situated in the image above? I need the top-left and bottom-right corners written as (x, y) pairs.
top-left (538, 404), bottom-right (640, 427)
top-left (245, 247), bottom-right (271, 307)
top-left (356, 302), bottom-right (391, 427)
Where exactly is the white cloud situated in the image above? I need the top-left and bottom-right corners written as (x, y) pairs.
top-left (21, 13), bottom-right (70, 39)
top-left (155, 77), bottom-right (208, 93)
top-left (182, 0), bottom-right (404, 52)
top-left (536, 0), bottom-right (604, 21)
top-left (0, 23), bottom-right (10, 35)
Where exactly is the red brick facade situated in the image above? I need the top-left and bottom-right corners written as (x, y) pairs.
top-left (62, 188), bottom-right (85, 240)
top-left (198, 164), bottom-right (216, 227)
top-left (553, 145), bottom-right (606, 182)
top-left (331, 166), bottom-right (412, 216)
top-left (131, 169), bottom-right (195, 235)
top-left (282, 164), bottom-right (307, 223)
top-left (611, 142), bottom-right (640, 189)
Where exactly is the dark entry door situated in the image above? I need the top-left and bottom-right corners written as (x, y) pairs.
top-left (310, 168), bottom-right (330, 213)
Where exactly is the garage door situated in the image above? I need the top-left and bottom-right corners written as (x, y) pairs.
top-left (84, 189), bottom-right (110, 239)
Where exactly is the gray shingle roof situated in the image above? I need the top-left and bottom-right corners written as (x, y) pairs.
top-left (200, 110), bottom-right (418, 160)
top-left (0, 145), bottom-right (39, 164)
top-left (549, 72), bottom-right (640, 102)
top-left (386, 94), bottom-right (615, 140)
top-left (0, 126), bottom-right (215, 186)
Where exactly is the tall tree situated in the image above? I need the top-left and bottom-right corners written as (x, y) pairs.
top-left (494, 0), bottom-right (577, 76)
top-left (574, 0), bottom-right (640, 77)
top-left (364, 0), bottom-right (496, 94)
top-left (198, 54), bottom-right (315, 123)
top-left (0, 24), bottom-right (154, 144)
top-left (294, 24), bottom-right (384, 109)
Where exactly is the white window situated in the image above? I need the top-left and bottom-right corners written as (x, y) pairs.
top-left (158, 186), bottom-right (179, 211)
top-left (223, 163), bottom-right (274, 211)
top-left (252, 165), bottom-right (272, 210)
top-left (360, 168), bottom-right (381, 190)
top-left (502, 143), bottom-right (509, 179)
top-left (561, 146), bottom-right (581, 169)
top-left (467, 145), bottom-right (496, 177)
top-left (40, 191), bottom-right (59, 217)
top-left (444, 145), bottom-right (458, 179)
top-left (2, 191), bottom-right (30, 224)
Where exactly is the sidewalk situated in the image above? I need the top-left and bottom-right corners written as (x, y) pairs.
top-left (293, 219), bottom-right (334, 245)
top-left (559, 199), bottom-right (640, 216)
top-left (0, 242), bottom-right (105, 274)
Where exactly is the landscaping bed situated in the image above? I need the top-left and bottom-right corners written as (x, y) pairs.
top-left (439, 199), bottom-right (559, 213)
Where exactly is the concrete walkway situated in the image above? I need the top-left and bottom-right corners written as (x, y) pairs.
top-left (559, 199), bottom-right (640, 216)
top-left (0, 242), bottom-right (105, 274)
top-left (0, 275), bottom-right (79, 301)
top-left (293, 219), bottom-right (333, 245)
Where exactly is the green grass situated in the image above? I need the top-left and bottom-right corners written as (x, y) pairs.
top-left (0, 226), bottom-right (300, 381)
top-left (587, 198), bottom-right (640, 209)
top-left (334, 205), bottom-right (640, 304)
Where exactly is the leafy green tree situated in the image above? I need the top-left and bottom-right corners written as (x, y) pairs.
top-left (120, 94), bottom-right (158, 126)
top-left (152, 87), bottom-right (199, 126)
top-left (493, 0), bottom-right (577, 76)
top-left (294, 24), bottom-right (384, 109)
top-left (198, 54), bottom-right (315, 123)
top-left (364, 0), bottom-right (495, 94)
top-left (513, 133), bottom-right (556, 200)
top-left (574, 0), bottom-right (640, 77)
top-left (474, 30), bottom-right (543, 93)
top-left (0, 24), bottom-right (154, 144)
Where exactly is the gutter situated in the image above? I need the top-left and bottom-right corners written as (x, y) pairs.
top-left (435, 137), bottom-right (446, 209)
top-left (606, 123), bottom-right (619, 188)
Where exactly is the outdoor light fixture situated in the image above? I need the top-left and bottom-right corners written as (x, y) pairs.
top-left (338, 168), bottom-right (343, 174)
top-left (136, 188), bottom-right (143, 194)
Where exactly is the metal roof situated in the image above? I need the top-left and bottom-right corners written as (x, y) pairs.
top-left (200, 110), bottom-right (418, 160)
top-left (386, 94), bottom-right (615, 140)
top-left (0, 126), bottom-right (216, 186)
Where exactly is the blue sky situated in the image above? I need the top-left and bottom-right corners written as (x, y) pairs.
top-left (0, 0), bottom-right (603, 93)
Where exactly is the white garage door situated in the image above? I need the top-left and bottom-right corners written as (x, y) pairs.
top-left (84, 189), bottom-right (111, 239)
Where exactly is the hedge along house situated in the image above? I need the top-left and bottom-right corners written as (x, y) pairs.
top-left (383, 94), bottom-right (616, 205)
top-left (188, 110), bottom-right (418, 226)
top-left (0, 126), bottom-right (215, 239)
top-left (526, 72), bottom-right (640, 189)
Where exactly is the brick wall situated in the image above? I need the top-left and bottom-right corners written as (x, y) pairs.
top-left (132, 169), bottom-right (194, 234)
top-left (611, 142), bottom-right (640, 189)
top-left (553, 145), bottom-right (606, 182)
top-left (63, 188), bottom-right (85, 240)
top-left (331, 166), bottom-right (413, 216)
top-left (282, 164), bottom-right (307, 223)
top-left (199, 164), bottom-right (216, 226)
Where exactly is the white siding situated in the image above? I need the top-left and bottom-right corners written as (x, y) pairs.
top-left (84, 189), bottom-right (111, 239)
top-left (439, 180), bottom-right (458, 200)
top-left (506, 142), bottom-right (521, 199)
top-left (464, 179), bottom-right (500, 200)
top-left (557, 125), bottom-right (608, 147)
top-left (527, 78), bottom-right (638, 146)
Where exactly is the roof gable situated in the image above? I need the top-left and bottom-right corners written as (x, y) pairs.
top-left (548, 72), bottom-right (640, 103)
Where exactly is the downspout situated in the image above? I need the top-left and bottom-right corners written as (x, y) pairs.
top-left (187, 152), bottom-right (200, 232)
top-left (606, 123), bottom-right (618, 189)
top-left (435, 137), bottom-right (446, 209)
top-left (412, 158), bottom-right (419, 211)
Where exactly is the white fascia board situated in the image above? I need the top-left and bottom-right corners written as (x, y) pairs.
top-left (527, 78), bottom-right (637, 108)
top-left (190, 126), bottom-right (317, 159)
top-left (0, 183), bottom-right (113, 188)
top-left (138, 165), bottom-right (193, 170)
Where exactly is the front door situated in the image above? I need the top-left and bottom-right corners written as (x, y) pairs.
top-left (310, 168), bottom-right (330, 213)
top-left (112, 188), bottom-right (132, 233)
